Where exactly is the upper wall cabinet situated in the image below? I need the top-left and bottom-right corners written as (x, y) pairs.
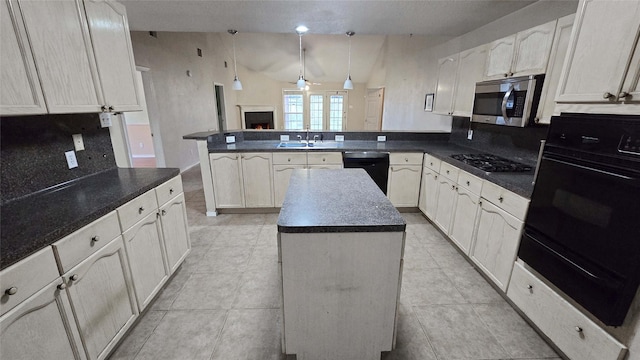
top-left (0, 0), bottom-right (47, 115)
top-left (0, 0), bottom-right (141, 116)
top-left (555, 0), bottom-right (640, 113)
top-left (484, 20), bottom-right (557, 80)
top-left (433, 55), bottom-right (459, 116)
top-left (452, 45), bottom-right (487, 117)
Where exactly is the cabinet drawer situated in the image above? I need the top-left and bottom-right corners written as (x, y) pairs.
top-left (155, 175), bottom-right (183, 206)
top-left (0, 246), bottom-right (59, 316)
top-left (439, 162), bottom-right (460, 181)
top-left (390, 152), bottom-right (423, 165)
top-left (508, 262), bottom-right (627, 360)
top-left (423, 154), bottom-right (441, 172)
top-left (273, 152), bottom-right (307, 165)
top-left (457, 170), bottom-right (483, 194)
top-left (53, 211), bottom-right (121, 273)
top-left (307, 152), bottom-right (342, 165)
top-left (481, 181), bottom-right (529, 221)
top-left (117, 190), bottom-right (159, 231)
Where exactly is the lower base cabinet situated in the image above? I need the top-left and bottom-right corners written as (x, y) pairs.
top-left (273, 165), bottom-right (305, 206)
top-left (159, 193), bottom-right (191, 273)
top-left (448, 185), bottom-right (480, 254)
top-left (0, 278), bottom-right (86, 360)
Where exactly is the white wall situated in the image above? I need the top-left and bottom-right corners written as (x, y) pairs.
top-left (379, 0), bottom-right (579, 131)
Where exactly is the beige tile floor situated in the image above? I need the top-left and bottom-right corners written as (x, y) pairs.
top-left (108, 165), bottom-right (561, 360)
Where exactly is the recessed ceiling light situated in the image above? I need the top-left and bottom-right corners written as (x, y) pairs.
top-left (295, 25), bottom-right (308, 34)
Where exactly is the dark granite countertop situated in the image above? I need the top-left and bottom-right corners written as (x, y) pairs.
top-left (278, 168), bottom-right (406, 233)
top-left (1, 167), bottom-right (179, 270)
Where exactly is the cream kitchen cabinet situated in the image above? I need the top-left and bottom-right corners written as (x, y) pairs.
top-left (448, 171), bottom-right (483, 254)
top-left (434, 54), bottom-right (459, 115)
top-left (387, 153), bottom-right (423, 207)
top-left (1, 0), bottom-right (140, 115)
top-left (418, 154), bottom-right (441, 219)
top-left (273, 152), bottom-right (307, 207)
top-left (241, 153), bottom-right (275, 207)
top-left (484, 20), bottom-right (557, 80)
top-left (555, 0), bottom-right (640, 113)
top-left (118, 190), bottom-right (169, 312)
top-left (432, 162), bottom-right (460, 234)
top-left (158, 193), bottom-right (191, 274)
top-left (452, 45), bottom-right (487, 117)
top-left (306, 151), bottom-right (343, 169)
top-left (470, 183), bottom-right (529, 292)
top-left (508, 262), bottom-right (627, 360)
top-left (210, 153), bottom-right (244, 208)
top-left (0, 0), bottom-right (47, 115)
top-left (0, 247), bottom-right (86, 359)
top-left (210, 152), bottom-right (274, 208)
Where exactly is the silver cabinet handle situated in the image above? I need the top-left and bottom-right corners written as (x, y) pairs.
top-left (618, 91), bottom-right (630, 100)
top-left (603, 92), bottom-right (615, 99)
top-left (138, 206), bottom-right (144, 214)
top-left (466, 181), bottom-right (470, 186)
top-left (108, 106), bottom-right (114, 112)
top-left (169, 188), bottom-right (174, 194)
top-left (575, 326), bottom-right (583, 333)
top-left (57, 283), bottom-right (67, 290)
top-left (91, 235), bottom-right (100, 242)
top-left (498, 196), bottom-right (504, 203)
top-left (5, 287), bottom-right (17, 295)
top-left (70, 274), bottom-right (79, 281)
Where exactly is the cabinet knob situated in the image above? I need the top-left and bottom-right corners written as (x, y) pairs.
top-left (603, 92), bottom-right (615, 99)
top-left (91, 235), bottom-right (100, 242)
top-left (405, 158), bottom-right (408, 162)
top-left (434, 175), bottom-right (437, 179)
top-left (504, 73), bottom-right (509, 77)
top-left (138, 206), bottom-right (145, 214)
top-left (618, 91), bottom-right (630, 100)
top-left (527, 284), bottom-right (533, 291)
top-left (508, 72), bottom-right (514, 77)
top-left (169, 188), bottom-right (174, 194)
top-left (108, 106), bottom-right (114, 112)
top-left (161, 209), bottom-right (166, 216)
top-left (70, 274), bottom-right (79, 282)
top-left (575, 326), bottom-right (583, 333)
top-left (241, 155), bottom-right (244, 159)
top-left (498, 196), bottom-right (504, 203)
top-left (466, 181), bottom-right (470, 186)
top-left (5, 287), bottom-right (17, 296)
top-left (101, 105), bottom-right (107, 112)
top-left (430, 162), bottom-right (433, 166)
top-left (446, 170), bottom-right (450, 174)
top-left (451, 185), bottom-right (455, 190)
top-left (57, 283), bottom-right (67, 290)
top-left (323, 158), bottom-right (326, 162)
top-left (287, 158), bottom-right (291, 162)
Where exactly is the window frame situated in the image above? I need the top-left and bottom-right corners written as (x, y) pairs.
top-left (282, 89), bottom-right (348, 131)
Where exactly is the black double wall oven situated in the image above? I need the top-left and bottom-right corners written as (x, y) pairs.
top-left (519, 113), bottom-right (640, 326)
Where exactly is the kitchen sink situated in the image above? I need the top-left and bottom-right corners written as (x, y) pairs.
top-left (276, 141), bottom-right (340, 149)
top-left (277, 142), bottom-right (307, 148)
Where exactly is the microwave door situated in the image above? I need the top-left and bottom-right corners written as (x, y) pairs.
top-left (500, 84), bottom-right (514, 124)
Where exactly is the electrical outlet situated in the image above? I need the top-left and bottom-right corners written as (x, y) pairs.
top-left (467, 129), bottom-right (473, 140)
top-left (65, 151), bottom-right (78, 169)
top-left (99, 112), bottom-right (112, 127)
top-left (335, 135), bottom-right (345, 142)
top-left (226, 135), bottom-right (236, 143)
top-left (377, 135), bottom-right (386, 142)
top-left (72, 134), bottom-right (85, 151)
top-left (280, 135), bottom-right (290, 142)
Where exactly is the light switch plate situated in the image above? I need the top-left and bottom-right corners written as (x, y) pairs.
top-left (65, 151), bottom-right (78, 169)
top-left (335, 135), bottom-right (345, 142)
top-left (72, 134), bottom-right (85, 151)
top-left (467, 129), bottom-right (473, 140)
top-left (280, 135), bottom-right (290, 142)
top-left (377, 135), bottom-right (386, 142)
top-left (226, 135), bottom-right (236, 143)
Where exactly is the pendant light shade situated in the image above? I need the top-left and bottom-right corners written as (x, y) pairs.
top-left (228, 29), bottom-right (242, 91)
top-left (343, 31), bottom-right (355, 90)
top-left (295, 26), bottom-right (308, 89)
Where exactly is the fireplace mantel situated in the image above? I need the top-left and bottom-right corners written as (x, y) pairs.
top-left (238, 105), bottom-right (277, 130)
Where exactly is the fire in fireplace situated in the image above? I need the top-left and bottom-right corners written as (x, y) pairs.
top-left (245, 111), bottom-right (274, 130)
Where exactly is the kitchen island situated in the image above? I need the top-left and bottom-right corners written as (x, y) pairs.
top-left (277, 168), bottom-right (406, 360)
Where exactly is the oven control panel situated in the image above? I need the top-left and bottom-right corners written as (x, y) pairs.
top-left (618, 134), bottom-right (640, 155)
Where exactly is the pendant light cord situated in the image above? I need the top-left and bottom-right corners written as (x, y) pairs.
top-left (347, 35), bottom-right (352, 77)
top-left (299, 34), bottom-right (303, 77)
top-left (233, 36), bottom-right (238, 77)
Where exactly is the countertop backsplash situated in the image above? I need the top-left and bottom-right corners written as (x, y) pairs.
top-left (0, 113), bottom-right (116, 204)
top-left (449, 117), bottom-right (549, 165)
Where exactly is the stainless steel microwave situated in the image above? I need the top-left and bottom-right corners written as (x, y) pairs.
top-left (471, 74), bottom-right (545, 127)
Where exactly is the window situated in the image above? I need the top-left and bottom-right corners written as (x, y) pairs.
top-left (283, 90), bottom-right (347, 131)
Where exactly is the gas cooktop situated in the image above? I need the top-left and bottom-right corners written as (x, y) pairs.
top-left (451, 153), bottom-right (532, 173)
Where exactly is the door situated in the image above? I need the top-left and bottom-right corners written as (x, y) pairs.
top-left (449, 187), bottom-right (480, 254)
top-left (0, 0), bottom-right (47, 115)
top-left (364, 88), bottom-right (384, 130)
top-left (434, 55), bottom-right (458, 115)
top-left (452, 45), bottom-right (487, 117)
top-left (122, 71), bottom-right (156, 167)
top-left (484, 34), bottom-right (516, 79)
top-left (511, 20), bottom-right (556, 77)
top-left (241, 153), bottom-right (274, 207)
top-left (387, 165), bottom-right (421, 207)
top-left (419, 169), bottom-right (439, 219)
top-left (215, 83), bottom-right (227, 131)
top-left (433, 176), bottom-right (456, 233)
top-left (210, 153), bottom-right (244, 208)
top-left (159, 193), bottom-right (191, 274)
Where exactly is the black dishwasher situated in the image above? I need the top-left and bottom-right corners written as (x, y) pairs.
top-left (342, 152), bottom-right (390, 194)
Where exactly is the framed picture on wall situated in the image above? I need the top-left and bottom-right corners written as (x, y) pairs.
top-left (424, 93), bottom-right (434, 112)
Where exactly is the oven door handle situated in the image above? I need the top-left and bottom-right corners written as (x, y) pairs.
top-left (544, 155), bottom-right (639, 184)
top-left (525, 230), bottom-right (623, 290)
top-left (501, 84), bottom-right (514, 119)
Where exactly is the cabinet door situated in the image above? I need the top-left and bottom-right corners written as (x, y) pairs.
top-left (452, 45), bottom-right (487, 117)
top-left (434, 55), bottom-right (458, 115)
top-left (556, 0), bottom-right (640, 103)
top-left (65, 236), bottom-right (138, 360)
top-left (419, 170), bottom-right (439, 220)
top-left (83, 0), bottom-right (141, 111)
top-left (433, 176), bottom-right (456, 233)
top-left (470, 200), bottom-right (523, 292)
top-left (484, 34), bottom-right (516, 79)
top-left (159, 193), bottom-right (191, 274)
top-left (122, 212), bottom-right (168, 311)
top-left (449, 187), bottom-right (480, 254)
top-left (387, 165), bottom-right (421, 207)
top-left (0, 0), bottom-right (46, 115)
top-left (18, 0), bottom-right (101, 113)
top-left (274, 165), bottom-right (304, 207)
top-left (537, 14), bottom-right (575, 124)
top-left (210, 153), bottom-right (244, 208)
top-left (0, 279), bottom-right (86, 360)
top-left (241, 153), bottom-right (274, 207)
top-left (511, 20), bottom-right (556, 77)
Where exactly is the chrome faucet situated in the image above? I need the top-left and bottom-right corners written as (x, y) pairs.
top-left (313, 134), bottom-right (321, 143)
top-left (305, 125), bottom-right (310, 142)
top-left (296, 135), bottom-right (303, 142)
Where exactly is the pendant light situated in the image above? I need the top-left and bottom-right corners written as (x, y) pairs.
top-left (343, 31), bottom-right (355, 90)
top-left (295, 26), bottom-right (308, 89)
top-left (228, 29), bottom-right (243, 91)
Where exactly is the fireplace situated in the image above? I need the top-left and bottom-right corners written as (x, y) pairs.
top-left (238, 105), bottom-right (277, 130)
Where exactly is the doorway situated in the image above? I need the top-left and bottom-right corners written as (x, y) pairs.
top-left (364, 88), bottom-right (384, 130)
top-left (214, 83), bottom-right (226, 131)
top-left (122, 70), bottom-right (157, 167)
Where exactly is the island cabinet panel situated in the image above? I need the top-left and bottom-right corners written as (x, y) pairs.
top-left (241, 153), bottom-right (274, 207)
top-left (273, 165), bottom-right (304, 207)
top-left (508, 262), bottom-right (627, 360)
top-left (280, 231), bottom-right (404, 360)
top-left (210, 153), bottom-right (245, 208)
top-left (0, 0), bottom-right (47, 115)
top-left (0, 278), bottom-right (86, 360)
top-left (158, 193), bottom-right (191, 274)
top-left (63, 236), bottom-right (138, 360)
